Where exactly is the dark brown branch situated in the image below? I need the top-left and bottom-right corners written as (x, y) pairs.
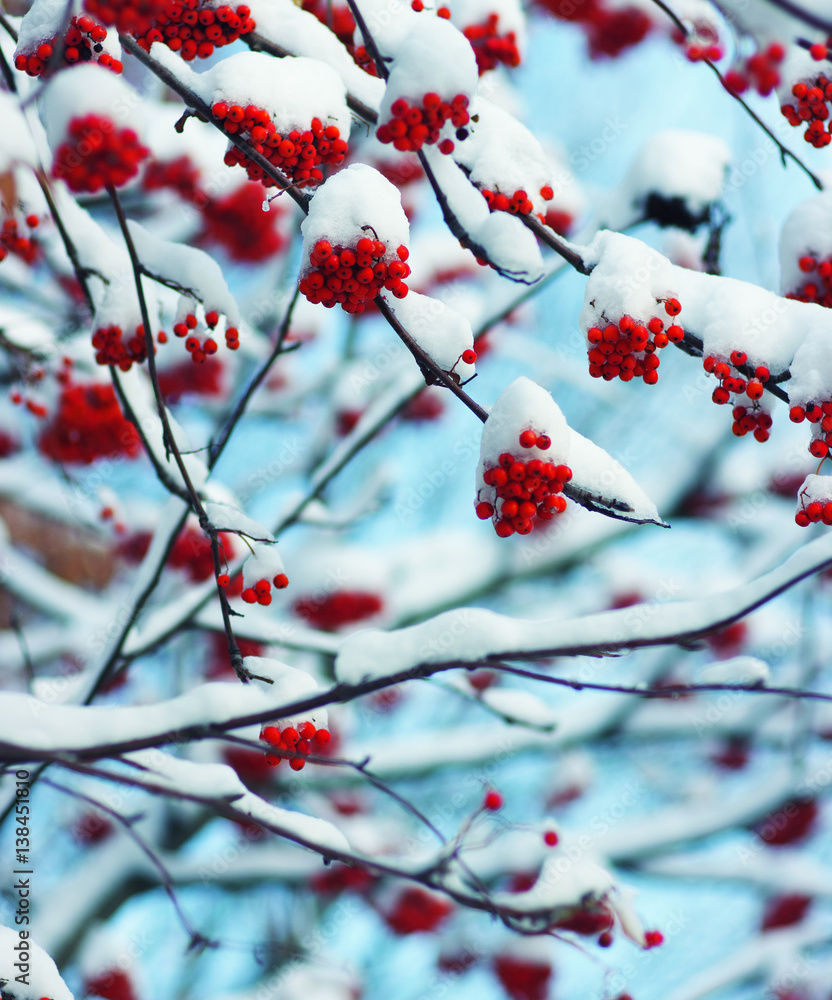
top-left (757, 0), bottom-right (832, 33)
top-left (375, 296), bottom-right (489, 421)
top-left (108, 184), bottom-right (266, 686)
top-left (42, 777), bottom-right (217, 951)
top-left (119, 34), bottom-right (311, 212)
top-left (648, 0), bottom-right (823, 190)
top-left (521, 214), bottom-right (593, 274)
top-left (209, 286), bottom-right (301, 467)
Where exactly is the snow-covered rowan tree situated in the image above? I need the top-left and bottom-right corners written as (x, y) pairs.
top-left (2, 0), bottom-right (832, 998)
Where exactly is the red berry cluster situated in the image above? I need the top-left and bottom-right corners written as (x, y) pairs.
top-left (539, 0), bottom-right (650, 59)
top-left (385, 887), bottom-right (453, 935)
top-left (293, 591), bottom-right (384, 630)
top-left (215, 106), bottom-right (347, 189)
top-left (15, 15), bottom-right (122, 77)
top-left (787, 253), bottom-right (832, 307)
top-left (83, 0), bottom-right (169, 36)
top-left (463, 15), bottom-right (521, 74)
top-left (493, 956), bottom-right (551, 1000)
top-left (142, 158), bottom-right (287, 262)
top-left (39, 382), bottom-right (141, 464)
top-left (301, 0), bottom-right (355, 47)
top-left (158, 357), bottom-right (223, 401)
top-left (781, 73), bottom-right (832, 148)
top-left (10, 389), bottom-right (48, 417)
top-left (477, 430), bottom-right (572, 538)
top-left (586, 299), bottom-right (684, 385)
top-left (135, 1), bottom-right (255, 60)
top-left (171, 310), bottom-right (239, 364)
top-left (0, 215), bottom-right (39, 265)
top-left (480, 185), bottom-right (554, 218)
top-left (122, 526), bottom-right (240, 584)
top-left (703, 351), bottom-right (772, 441)
top-left (376, 94), bottom-right (470, 154)
top-left (91, 323), bottom-right (150, 371)
top-left (299, 238), bottom-right (410, 313)
top-left (789, 399), bottom-right (832, 459)
top-left (260, 721), bottom-right (331, 770)
top-left (236, 572), bottom-right (289, 606)
top-left (795, 494), bottom-right (832, 526)
top-left (143, 154), bottom-right (201, 199)
top-left (52, 114), bottom-right (149, 192)
top-left (199, 182), bottom-right (286, 261)
top-left (724, 42), bottom-right (784, 95)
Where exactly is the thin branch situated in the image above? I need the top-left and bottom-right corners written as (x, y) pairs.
top-left (758, 0), bottom-right (832, 33)
top-left (109, 368), bottom-right (192, 500)
top-left (520, 214), bottom-right (593, 274)
top-left (35, 170), bottom-right (96, 314)
top-left (648, 0), bottom-right (823, 189)
top-left (209, 286), bottom-right (301, 467)
top-left (0, 8), bottom-right (19, 42)
top-left (108, 184), bottom-right (266, 686)
top-left (491, 662), bottom-right (832, 704)
top-left (42, 777), bottom-right (217, 951)
top-left (222, 733), bottom-right (447, 844)
top-left (375, 296), bottom-right (490, 421)
top-left (119, 34), bottom-right (311, 212)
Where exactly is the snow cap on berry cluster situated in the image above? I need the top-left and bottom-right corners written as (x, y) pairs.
top-left (241, 656), bottom-right (327, 731)
top-left (241, 544), bottom-right (287, 591)
top-left (350, 0), bottom-right (419, 57)
top-left (478, 377), bottom-right (569, 489)
top-left (15, 0), bottom-right (70, 52)
top-left (15, 2), bottom-right (124, 68)
top-left (776, 43), bottom-right (822, 104)
top-left (386, 290), bottom-right (475, 377)
top-left (779, 189), bottom-right (832, 296)
top-left (449, 0), bottom-right (526, 59)
top-left (582, 231), bottom-right (813, 374)
top-left (600, 129), bottom-right (730, 231)
top-left (244, 0), bottom-right (384, 109)
top-left (379, 17), bottom-right (478, 125)
top-left (243, 656), bottom-right (327, 739)
top-left (798, 474), bottom-right (832, 510)
top-left (194, 52), bottom-right (351, 142)
top-left (579, 231), bottom-right (678, 336)
top-left (41, 62), bottom-right (147, 152)
top-left (301, 164), bottom-right (409, 270)
top-left (454, 101), bottom-right (553, 217)
top-left (127, 221), bottom-right (240, 327)
top-left (422, 147), bottom-right (544, 281)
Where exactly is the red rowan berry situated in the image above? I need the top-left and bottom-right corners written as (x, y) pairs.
top-left (462, 349), bottom-right (477, 364)
top-left (664, 297), bottom-right (681, 316)
top-left (543, 830), bottom-right (558, 846)
top-left (476, 501), bottom-right (495, 519)
top-left (484, 790), bottom-right (503, 810)
top-left (217, 573), bottom-right (230, 587)
top-left (242, 588), bottom-right (257, 603)
top-left (273, 573), bottom-right (289, 588)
